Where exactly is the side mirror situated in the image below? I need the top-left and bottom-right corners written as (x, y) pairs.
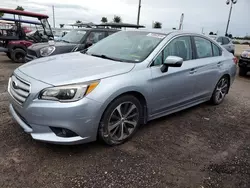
top-left (86, 42), bottom-right (93, 48)
top-left (161, 56), bottom-right (183, 73)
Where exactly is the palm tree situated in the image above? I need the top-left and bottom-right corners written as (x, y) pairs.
top-left (16, 6), bottom-right (24, 11)
top-left (101, 17), bottom-right (108, 23)
top-left (153, 21), bottom-right (162, 29)
top-left (113, 15), bottom-right (122, 23)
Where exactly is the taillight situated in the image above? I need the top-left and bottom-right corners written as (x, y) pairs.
top-left (233, 57), bottom-right (238, 64)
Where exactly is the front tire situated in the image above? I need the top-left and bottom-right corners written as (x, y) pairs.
top-left (210, 76), bottom-right (229, 105)
top-left (98, 95), bottom-right (142, 146)
top-left (11, 48), bottom-right (26, 63)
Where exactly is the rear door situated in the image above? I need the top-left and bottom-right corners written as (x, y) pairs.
top-left (191, 36), bottom-right (224, 99)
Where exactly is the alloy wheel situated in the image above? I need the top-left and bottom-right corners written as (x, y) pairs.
top-left (215, 78), bottom-right (229, 103)
top-left (108, 102), bottom-right (139, 141)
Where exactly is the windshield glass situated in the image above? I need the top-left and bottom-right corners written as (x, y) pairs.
top-left (87, 31), bottom-right (166, 62)
top-left (40, 18), bottom-right (53, 37)
top-left (61, 30), bottom-right (87, 43)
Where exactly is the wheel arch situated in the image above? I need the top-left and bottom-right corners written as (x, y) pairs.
top-left (99, 90), bottom-right (149, 126)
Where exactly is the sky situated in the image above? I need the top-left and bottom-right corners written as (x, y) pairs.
top-left (0, 0), bottom-right (249, 36)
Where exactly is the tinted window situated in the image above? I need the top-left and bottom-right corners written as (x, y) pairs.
top-left (86, 32), bottom-right (106, 44)
top-left (222, 37), bottom-right (230, 45)
top-left (87, 31), bottom-right (166, 63)
top-left (194, 37), bottom-right (213, 58)
top-left (212, 43), bottom-right (221, 56)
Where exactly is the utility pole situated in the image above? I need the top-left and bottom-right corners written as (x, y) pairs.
top-left (137, 0), bottom-right (141, 25)
top-left (225, 0), bottom-right (237, 36)
top-left (52, 5), bottom-right (55, 28)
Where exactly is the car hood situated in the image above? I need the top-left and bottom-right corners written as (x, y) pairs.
top-left (29, 41), bottom-right (76, 51)
top-left (18, 52), bottom-right (135, 86)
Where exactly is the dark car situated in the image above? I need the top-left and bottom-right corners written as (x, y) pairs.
top-left (238, 49), bottom-right (250, 76)
top-left (25, 28), bottom-right (119, 62)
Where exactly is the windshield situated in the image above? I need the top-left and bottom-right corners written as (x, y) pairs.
top-left (61, 30), bottom-right (87, 43)
top-left (40, 18), bottom-right (53, 37)
top-left (87, 31), bottom-right (166, 62)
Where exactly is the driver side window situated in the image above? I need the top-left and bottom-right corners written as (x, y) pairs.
top-left (153, 36), bottom-right (192, 66)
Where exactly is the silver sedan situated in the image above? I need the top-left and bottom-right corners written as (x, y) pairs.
top-left (8, 30), bottom-right (237, 145)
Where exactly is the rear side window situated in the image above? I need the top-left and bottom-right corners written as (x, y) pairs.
top-left (222, 37), bottom-right (230, 45)
top-left (194, 37), bottom-right (213, 58)
top-left (216, 37), bottom-right (223, 44)
top-left (212, 43), bottom-right (221, 56)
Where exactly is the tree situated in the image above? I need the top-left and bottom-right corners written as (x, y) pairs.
top-left (59, 24), bottom-right (64, 28)
top-left (101, 17), bottom-right (108, 23)
top-left (228, 34), bottom-right (233, 38)
top-left (153, 21), bottom-right (162, 29)
top-left (0, 12), bottom-right (4, 17)
top-left (16, 6), bottom-right (24, 11)
top-left (113, 15), bottom-right (122, 23)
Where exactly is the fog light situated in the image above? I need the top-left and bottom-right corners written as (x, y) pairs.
top-left (50, 127), bottom-right (78, 138)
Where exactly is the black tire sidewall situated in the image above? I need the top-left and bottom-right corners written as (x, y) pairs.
top-left (99, 95), bottom-right (143, 146)
top-left (211, 76), bottom-right (229, 105)
top-left (11, 48), bottom-right (26, 63)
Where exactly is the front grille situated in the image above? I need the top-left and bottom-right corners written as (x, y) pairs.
top-left (8, 75), bottom-right (31, 105)
top-left (27, 49), bottom-right (38, 57)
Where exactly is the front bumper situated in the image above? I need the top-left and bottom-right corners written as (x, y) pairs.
top-left (8, 70), bottom-right (103, 145)
top-left (238, 57), bottom-right (250, 70)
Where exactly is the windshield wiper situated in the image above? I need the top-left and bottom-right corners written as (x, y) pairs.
top-left (90, 54), bottom-right (123, 62)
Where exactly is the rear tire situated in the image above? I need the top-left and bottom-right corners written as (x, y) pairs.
top-left (11, 48), bottom-right (26, 63)
top-left (98, 95), bottom-right (142, 146)
top-left (239, 68), bottom-right (247, 77)
top-left (210, 76), bottom-right (229, 105)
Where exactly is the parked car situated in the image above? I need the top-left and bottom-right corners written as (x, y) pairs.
top-left (53, 30), bottom-right (70, 41)
top-left (8, 30), bottom-right (237, 145)
top-left (209, 35), bottom-right (235, 54)
top-left (25, 28), bottom-right (118, 62)
top-left (238, 49), bottom-right (250, 76)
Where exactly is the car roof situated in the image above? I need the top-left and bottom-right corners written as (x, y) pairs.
top-left (131, 29), bottom-right (209, 36)
top-left (69, 28), bottom-right (119, 32)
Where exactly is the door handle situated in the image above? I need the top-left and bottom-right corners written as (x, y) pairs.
top-left (189, 68), bottom-right (197, 74)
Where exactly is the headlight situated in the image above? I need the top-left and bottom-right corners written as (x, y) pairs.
top-left (40, 46), bottom-right (56, 57)
top-left (39, 81), bottom-right (99, 102)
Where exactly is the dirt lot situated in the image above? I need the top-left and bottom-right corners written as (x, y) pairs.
top-left (0, 53), bottom-right (250, 188)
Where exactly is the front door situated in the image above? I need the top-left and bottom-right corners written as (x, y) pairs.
top-left (150, 36), bottom-right (198, 116)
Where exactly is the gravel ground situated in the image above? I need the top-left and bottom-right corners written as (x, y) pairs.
top-left (0, 53), bottom-right (250, 188)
